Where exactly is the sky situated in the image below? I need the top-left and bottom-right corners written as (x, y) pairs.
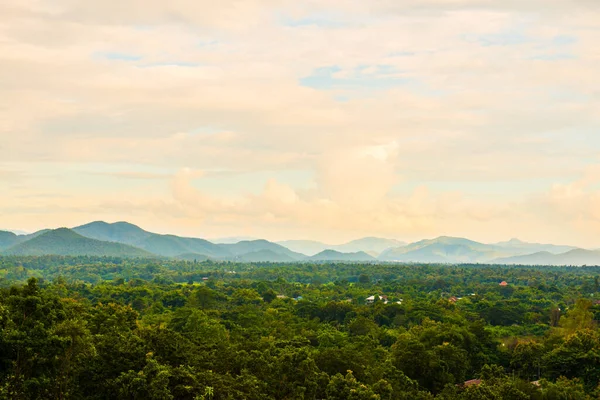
top-left (1, 0), bottom-right (600, 246)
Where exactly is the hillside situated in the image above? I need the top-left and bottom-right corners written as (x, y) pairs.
top-left (6, 229), bottom-right (29, 235)
top-left (495, 248), bottom-right (600, 266)
top-left (5, 221), bottom-right (594, 264)
top-left (139, 234), bottom-right (227, 258)
top-left (74, 221), bottom-right (153, 244)
top-left (277, 240), bottom-right (330, 256)
top-left (379, 236), bottom-right (505, 263)
top-left (74, 221), bottom-right (227, 258)
top-left (0, 231), bottom-right (19, 251)
top-left (334, 237), bottom-right (406, 255)
top-left (211, 236), bottom-right (259, 244)
top-left (309, 250), bottom-right (376, 262)
top-left (0, 229), bottom-right (53, 251)
top-left (73, 221), bottom-right (305, 260)
top-left (494, 238), bottom-right (577, 255)
top-left (220, 240), bottom-right (306, 261)
top-left (3, 228), bottom-right (153, 257)
top-left (278, 237), bottom-right (405, 257)
top-left (377, 236), bottom-right (582, 264)
top-left (19, 229), bottom-right (52, 241)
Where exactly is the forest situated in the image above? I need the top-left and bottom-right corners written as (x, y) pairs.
top-left (1, 256), bottom-right (600, 399)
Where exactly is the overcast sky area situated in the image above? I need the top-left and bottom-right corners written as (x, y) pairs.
top-left (1, 0), bottom-right (600, 246)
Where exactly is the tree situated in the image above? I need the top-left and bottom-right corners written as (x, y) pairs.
top-left (262, 289), bottom-right (277, 303)
top-left (559, 299), bottom-right (595, 333)
top-left (510, 341), bottom-right (543, 380)
top-left (115, 356), bottom-right (174, 400)
top-left (326, 371), bottom-right (379, 400)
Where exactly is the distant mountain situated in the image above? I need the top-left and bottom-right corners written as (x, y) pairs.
top-left (494, 238), bottom-right (577, 255)
top-left (74, 221), bottom-right (227, 258)
top-left (379, 236), bottom-right (505, 263)
top-left (409, 236), bottom-right (494, 252)
top-left (74, 221), bottom-right (152, 244)
top-left (494, 251), bottom-right (557, 265)
top-left (220, 240), bottom-right (306, 261)
top-left (139, 235), bottom-right (227, 258)
top-left (377, 236), bottom-right (583, 264)
top-left (494, 248), bottom-right (600, 266)
top-left (211, 236), bottom-right (259, 244)
top-left (334, 237), bottom-right (406, 255)
top-left (5, 229), bottom-right (29, 235)
top-left (277, 240), bottom-right (330, 256)
top-left (0, 229), bottom-right (50, 251)
top-left (3, 228), bottom-right (152, 257)
top-left (309, 250), bottom-right (376, 262)
top-left (278, 237), bottom-right (405, 256)
top-left (378, 235), bottom-right (598, 265)
top-left (19, 230), bottom-right (52, 241)
top-left (3, 220), bottom-right (595, 264)
top-left (0, 231), bottom-right (19, 251)
top-left (73, 221), bottom-right (303, 260)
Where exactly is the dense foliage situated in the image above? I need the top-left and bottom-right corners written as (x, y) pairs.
top-left (1, 256), bottom-right (600, 399)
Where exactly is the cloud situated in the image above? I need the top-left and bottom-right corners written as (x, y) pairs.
top-left (1, 0), bottom-right (599, 245)
top-left (547, 166), bottom-right (600, 222)
top-left (315, 143), bottom-right (399, 208)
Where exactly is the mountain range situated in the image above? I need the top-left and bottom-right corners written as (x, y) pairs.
top-left (277, 237), bottom-right (406, 257)
top-left (4, 228), bottom-right (152, 257)
top-left (494, 249), bottom-right (600, 266)
top-left (1, 221), bottom-right (597, 265)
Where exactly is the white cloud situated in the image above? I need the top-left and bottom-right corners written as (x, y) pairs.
top-left (1, 0), bottom-right (599, 244)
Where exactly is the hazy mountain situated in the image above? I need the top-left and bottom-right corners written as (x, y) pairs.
top-left (409, 236), bottom-right (495, 252)
top-left (334, 237), bottom-right (406, 254)
top-left (277, 240), bottom-right (330, 256)
top-left (211, 236), bottom-right (259, 244)
top-left (220, 240), bottom-right (305, 261)
top-left (278, 237), bottom-right (406, 256)
top-left (3, 228), bottom-right (152, 257)
top-left (74, 221), bottom-right (152, 244)
top-left (5, 229), bottom-right (29, 235)
top-left (494, 238), bottom-right (577, 255)
top-left (379, 236), bottom-right (507, 263)
top-left (0, 231), bottom-right (19, 251)
top-left (74, 221), bottom-right (227, 258)
top-left (73, 221), bottom-right (303, 260)
top-left (494, 248), bottom-right (600, 266)
top-left (139, 235), bottom-right (227, 258)
top-left (0, 229), bottom-right (51, 251)
top-left (19, 229), bottom-right (52, 240)
top-left (3, 220), bottom-right (595, 264)
top-left (309, 250), bottom-right (376, 262)
top-left (381, 243), bottom-right (480, 263)
top-left (379, 236), bottom-right (597, 265)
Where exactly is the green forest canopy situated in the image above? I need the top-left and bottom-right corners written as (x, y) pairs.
top-left (1, 256), bottom-right (600, 399)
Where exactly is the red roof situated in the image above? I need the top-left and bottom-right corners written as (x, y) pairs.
top-left (499, 281), bottom-right (508, 286)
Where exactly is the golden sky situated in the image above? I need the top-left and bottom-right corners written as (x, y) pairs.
top-left (1, 0), bottom-right (600, 246)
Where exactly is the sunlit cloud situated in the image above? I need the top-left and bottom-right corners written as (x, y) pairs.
top-left (1, 0), bottom-right (599, 245)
